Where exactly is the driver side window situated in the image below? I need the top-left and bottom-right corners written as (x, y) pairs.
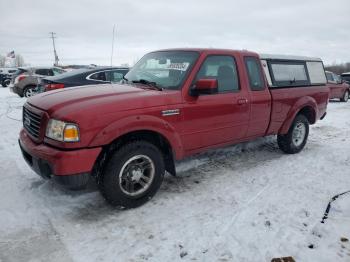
top-left (194, 55), bottom-right (239, 93)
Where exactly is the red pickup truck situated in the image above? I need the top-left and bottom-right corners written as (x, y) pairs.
top-left (19, 49), bottom-right (329, 208)
top-left (325, 71), bottom-right (349, 102)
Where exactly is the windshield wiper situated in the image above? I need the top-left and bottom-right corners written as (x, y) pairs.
top-left (121, 75), bottom-right (130, 84)
top-left (132, 79), bottom-right (163, 91)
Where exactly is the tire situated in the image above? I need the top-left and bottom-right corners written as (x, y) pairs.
top-left (23, 86), bottom-right (36, 98)
top-left (340, 90), bottom-right (349, 102)
top-left (3, 79), bottom-right (10, 87)
top-left (277, 114), bottom-right (309, 154)
top-left (98, 141), bottom-right (165, 208)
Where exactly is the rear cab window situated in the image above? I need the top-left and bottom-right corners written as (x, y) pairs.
top-left (244, 57), bottom-right (265, 91)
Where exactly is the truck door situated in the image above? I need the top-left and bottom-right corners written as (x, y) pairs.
top-left (326, 72), bottom-right (338, 98)
top-left (244, 57), bottom-right (271, 137)
top-left (334, 74), bottom-right (345, 97)
top-left (181, 55), bottom-right (250, 151)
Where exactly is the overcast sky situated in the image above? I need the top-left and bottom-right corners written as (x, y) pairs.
top-left (1, 0), bottom-right (349, 66)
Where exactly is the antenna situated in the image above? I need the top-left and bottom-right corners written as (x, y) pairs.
top-left (49, 32), bottom-right (59, 66)
top-left (110, 25), bottom-right (116, 67)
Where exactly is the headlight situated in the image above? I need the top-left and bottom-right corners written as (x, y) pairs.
top-left (46, 119), bottom-right (80, 142)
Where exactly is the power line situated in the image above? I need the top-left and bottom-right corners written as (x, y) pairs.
top-left (49, 32), bottom-right (59, 66)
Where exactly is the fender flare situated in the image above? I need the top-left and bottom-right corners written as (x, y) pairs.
top-left (279, 96), bottom-right (318, 134)
top-left (88, 114), bottom-right (184, 159)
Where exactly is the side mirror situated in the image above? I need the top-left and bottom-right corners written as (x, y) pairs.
top-left (190, 78), bottom-right (218, 96)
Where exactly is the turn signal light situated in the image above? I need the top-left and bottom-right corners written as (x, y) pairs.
top-left (63, 125), bottom-right (80, 142)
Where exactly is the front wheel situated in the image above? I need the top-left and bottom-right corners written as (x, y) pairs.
top-left (340, 90), bottom-right (349, 102)
top-left (98, 141), bottom-right (165, 208)
top-left (277, 114), bottom-right (309, 154)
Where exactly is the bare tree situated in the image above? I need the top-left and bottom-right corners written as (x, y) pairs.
top-left (0, 55), bottom-right (5, 67)
top-left (15, 54), bottom-right (25, 67)
top-left (324, 62), bottom-right (350, 74)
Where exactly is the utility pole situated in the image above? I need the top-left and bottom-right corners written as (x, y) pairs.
top-left (110, 25), bottom-right (116, 67)
top-left (49, 32), bottom-right (59, 66)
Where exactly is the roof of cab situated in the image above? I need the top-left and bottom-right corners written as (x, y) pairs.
top-left (149, 49), bottom-right (323, 62)
top-left (260, 53), bottom-right (322, 62)
top-left (154, 48), bottom-right (259, 56)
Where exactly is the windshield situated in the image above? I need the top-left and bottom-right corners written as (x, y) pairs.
top-left (124, 51), bottom-right (199, 90)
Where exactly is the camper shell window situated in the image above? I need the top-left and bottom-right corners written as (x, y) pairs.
top-left (269, 61), bottom-right (309, 87)
top-left (307, 61), bottom-right (327, 85)
top-left (260, 54), bottom-right (326, 88)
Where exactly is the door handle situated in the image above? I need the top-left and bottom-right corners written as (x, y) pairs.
top-left (237, 98), bottom-right (248, 105)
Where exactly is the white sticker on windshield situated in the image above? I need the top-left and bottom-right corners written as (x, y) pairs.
top-left (167, 62), bottom-right (189, 71)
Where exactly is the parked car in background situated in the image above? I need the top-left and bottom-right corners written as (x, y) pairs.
top-left (19, 49), bottom-right (329, 208)
top-left (10, 67), bottom-right (29, 81)
top-left (0, 68), bottom-right (17, 87)
top-left (10, 67), bottom-right (66, 97)
top-left (326, 71), bottom-right (349, 102)
top-left (341, 72), bottom-right (350, 84)
top-left (37, 67), bottom-right (129, 93)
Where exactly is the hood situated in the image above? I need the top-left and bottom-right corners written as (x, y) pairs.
top-left (27, 83), bottom-right (180, 116)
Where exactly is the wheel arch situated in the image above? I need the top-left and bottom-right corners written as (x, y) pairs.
top-left (297, 105), bottom-right (316, 124)
top-left (91, 128), bottom-right (179, 181)
top-left (279, 97), bottom-right (317, 134)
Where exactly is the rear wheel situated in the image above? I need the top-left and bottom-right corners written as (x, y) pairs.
top-left (23, 86), bottom-right (36, 98)
top-left (98, 141), bottom-right (165, 208)
top-left (277, 114), bottom-right (309, 154)
top-left (340, 90), bottom-right (349, 102)
top-left (2, 79), bottom-right (10, 87)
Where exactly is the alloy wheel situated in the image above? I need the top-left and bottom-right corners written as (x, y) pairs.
top-left (118, 155), bottom-right (155, 197)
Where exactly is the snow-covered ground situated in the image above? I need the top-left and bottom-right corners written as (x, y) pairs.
top-left (0, 87), bottom-right (349, 262)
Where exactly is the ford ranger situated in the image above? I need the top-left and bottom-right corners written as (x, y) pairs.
top-left (19, 49), bottom-right (329, 208)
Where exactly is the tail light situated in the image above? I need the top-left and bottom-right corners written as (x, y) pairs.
top-left (18, 75), bottom-right (26, 81)
top-left (45, 83), bottom-right (65, 91)
top-left (15, 74), bottom-right (26, 84)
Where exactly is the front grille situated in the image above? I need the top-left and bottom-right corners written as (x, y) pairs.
top-left (23, 107), bottom-right (42, 139)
